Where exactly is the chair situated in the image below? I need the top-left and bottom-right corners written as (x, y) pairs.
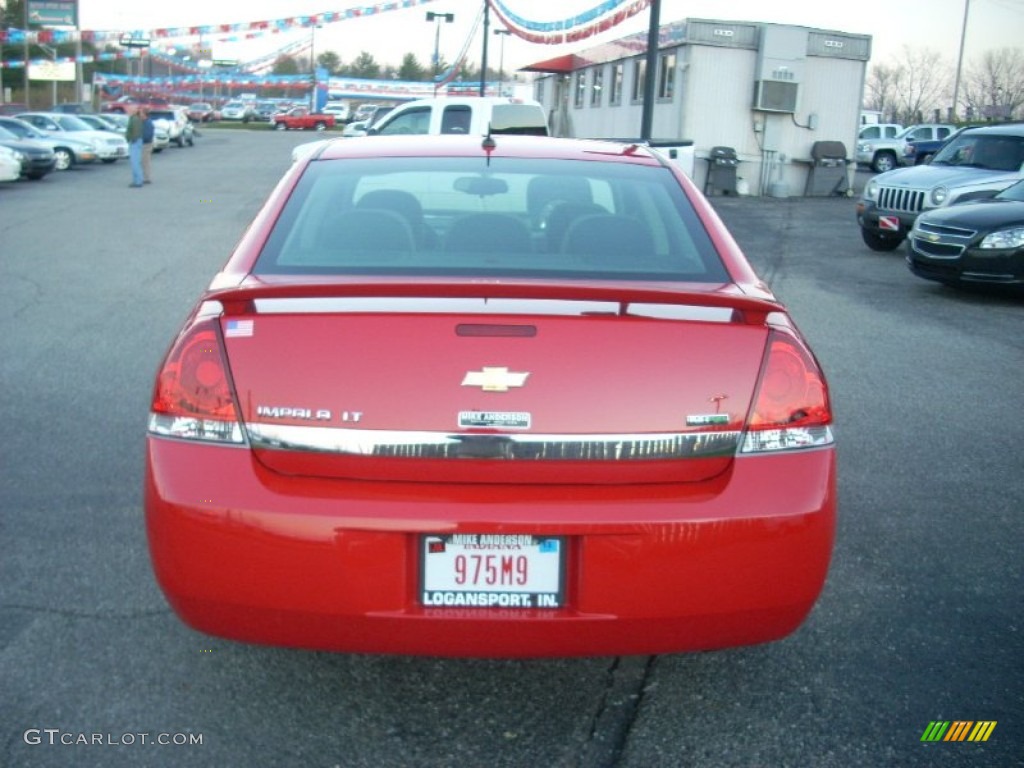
top-left (317, 209), bottom-right (415, 261)
top-left (561, 214), bottom-right (656, 267)
top-left (526, 175), bottom-right (593, 226)
top-left (541, 202), bottom-right (608, 253)
top-left (443, 213), bottom-right (533, 255)
top-left (356, 189), bottom-right (438, 248)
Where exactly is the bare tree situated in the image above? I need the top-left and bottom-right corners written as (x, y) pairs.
top-left (961, 47), bottom-right (1024, 121)
top-left (864, 62), bottom-right (901, 122)
top-left (884, 46), bottom-right (954, 124)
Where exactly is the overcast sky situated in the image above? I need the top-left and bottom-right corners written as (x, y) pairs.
top-left (78, 0), bottom-right (1023, 74)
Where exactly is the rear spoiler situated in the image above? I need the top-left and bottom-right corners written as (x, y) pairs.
top-left (206, 279), bottom-right (780, 326)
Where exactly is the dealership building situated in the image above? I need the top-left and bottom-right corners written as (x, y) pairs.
top-left (523, 17), bottom-right (871, 197)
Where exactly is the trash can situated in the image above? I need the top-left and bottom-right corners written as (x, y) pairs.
top-left (803, 141), bottom-right (850, 197)
top-left (704, 146), bottom-right (739, 196)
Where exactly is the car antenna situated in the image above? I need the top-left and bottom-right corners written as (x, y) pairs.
top-left (482, 127), bottom-right (496, 165)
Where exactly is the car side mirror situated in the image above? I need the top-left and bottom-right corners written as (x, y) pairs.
top-left (366, 126), bottom-right (379, 136)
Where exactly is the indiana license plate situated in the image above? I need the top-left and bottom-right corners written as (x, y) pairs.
top-left (420, 534), bottom-right (564, 609)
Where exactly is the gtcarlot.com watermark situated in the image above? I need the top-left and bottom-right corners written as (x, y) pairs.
top-left (24, 729), bottom-right (203, 747)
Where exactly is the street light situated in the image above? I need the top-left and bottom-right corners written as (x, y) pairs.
top-left (493, 29), bottom-right (511, 96)
top-left (425, 11), bottom-right (455, 94)
top-left (310, 22), bottom-right (322, 110)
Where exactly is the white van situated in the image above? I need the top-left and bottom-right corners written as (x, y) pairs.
top-left (367, 97), bottom-right (548, 137)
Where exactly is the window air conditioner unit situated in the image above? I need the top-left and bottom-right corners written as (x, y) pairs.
top-left (753, 80), bottom-right (798, 113)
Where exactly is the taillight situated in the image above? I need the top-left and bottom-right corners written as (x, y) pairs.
top-left (741, 332), bottom-right (833, 453)
top-left (148, 318), bottom-right (244, 444)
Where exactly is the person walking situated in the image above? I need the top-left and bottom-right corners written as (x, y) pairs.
top-left (140, 107), bottom-right (154, 184)
top-left (125, 104), bottom-right (144, 188)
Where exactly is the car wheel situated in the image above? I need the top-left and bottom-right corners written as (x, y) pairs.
top-left (27, 172), bottom-right (46, 180)
top-left (872, 151), bottom-right (897, 174)
top-left (860, 227), bottom-right (905, 251)
top-left (314, 122), bottom-right (327, 131)
top-left (102, 158), bottom-right (116, 164)
top-left (53, 148), bottom-right (73, 170)
top-left (275, 122), bottom-right (288, 131)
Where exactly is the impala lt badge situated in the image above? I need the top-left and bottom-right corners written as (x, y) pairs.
top-left (462, 367), bottom-right (529, 392)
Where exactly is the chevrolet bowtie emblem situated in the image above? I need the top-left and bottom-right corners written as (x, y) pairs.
top-left (462, 367), bottom-right (530, 392)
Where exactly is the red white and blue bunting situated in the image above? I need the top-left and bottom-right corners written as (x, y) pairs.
top-left (0, 0), bottom-right (441, 69)
top-left (489, 0), bottom-right (650, 45)
top-left (2, 0), bottom-right (653, 77)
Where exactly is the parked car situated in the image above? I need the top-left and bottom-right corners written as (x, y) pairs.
top-left (187, 102), bottom-right (218, 122)
top-left (857, 123), bottom-right (903, 141)
top-left (16, 112), bottom-right (129, 163)
top-left (220, 100), bottom-right (252, 121)
top-left (272, 107), bottom-right (335, 131)
top-left (76, 113), bottom-right (121, 133)
top-left (102, 95), bottom-right (170, 114)
top-left (368, 97), bottom-right (549, 137)
top-left (350, 103), bottom-right (380, 123)
top-left (856, 123), bottom-right (1024, 251)
top-left (321, 101), bottom-right (350, 123)
top-left (0, 102), bottom-right (30, 116)
top-left (904, 126), bottom-right (972, 166)
top-left (145, 134), bottom-right (836, 657)
top-left (856, 123), bottom-right (955, 174)
top-left (341, 119), bottom-right (370, 138)
top-left (907, 177), bottom-right (1024, 290)
top-left (148, 107), bottom-right (194, 147)
top-left (0, 144), bottom-right (22, 182)
top-left (0, 115), bottom-right (99, 170)
top-left (0, 124), bottom-right (57, 179)
top-left (50, 102), bottom-right (94, 115)
top-left (340, 106), bottom-right (395, 138)
top-left (252, 100), bottom-right (279, 122)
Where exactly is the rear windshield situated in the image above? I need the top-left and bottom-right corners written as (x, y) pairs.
top-left (254, 156), bottom-right (728, 283)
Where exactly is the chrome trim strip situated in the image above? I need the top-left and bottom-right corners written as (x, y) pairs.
top-left (251, 297), bottom-right (736, 322)
top-left (246, 423), bottom-right (740, 460)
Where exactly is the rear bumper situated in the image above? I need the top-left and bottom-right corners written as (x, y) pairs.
top-left (145, 437), bottom-right (836, 657)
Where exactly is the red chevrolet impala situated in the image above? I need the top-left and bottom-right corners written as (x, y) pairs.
top-left (146, 134), bottom-right (835, 657)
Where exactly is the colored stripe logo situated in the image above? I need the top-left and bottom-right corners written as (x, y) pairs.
top-left (921, 721), bottom-right (997, 742)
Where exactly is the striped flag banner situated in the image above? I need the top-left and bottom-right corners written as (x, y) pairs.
top-left (921, 721), bottom-right (997, 742)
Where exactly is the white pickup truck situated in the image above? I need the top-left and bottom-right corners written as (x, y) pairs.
top-left (367, 96), bottom-right (549, 137)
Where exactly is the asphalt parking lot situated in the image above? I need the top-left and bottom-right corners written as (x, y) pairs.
top-left (1, 131), bottom-right (1021, 767)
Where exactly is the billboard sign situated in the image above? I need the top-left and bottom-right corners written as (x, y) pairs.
top-left (28, 1), bottom-right (77, 27)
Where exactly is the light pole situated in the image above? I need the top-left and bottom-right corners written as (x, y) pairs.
top-left (494, 29), bottom-right (511, 96)
top-left (952, 0), bottom-right (972, 121)
top-left (309, 23), bottom-right (321, 110)
top-left (426, 11), bottom-right (454, 94)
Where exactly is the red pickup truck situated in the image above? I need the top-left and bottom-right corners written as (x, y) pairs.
top-left (272, 108), bottom-right (335, 131)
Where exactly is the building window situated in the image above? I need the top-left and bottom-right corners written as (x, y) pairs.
top-left (609, 62), bottom-right (623, 105)
top-left (631, 58), bottom-right (646, 102)
top-left (591, 66), bottom-right (603, 107)
top-left (574, 71), bottom-right (586, 108)
top-left (535, 78), bottom-right (545, 103)
top-left (658, 51), bottom-right (676, 99)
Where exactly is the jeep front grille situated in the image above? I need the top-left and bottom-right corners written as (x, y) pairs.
top-left (877, 186), bottom-right (926, 214)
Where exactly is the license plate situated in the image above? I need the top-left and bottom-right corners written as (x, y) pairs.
top-left (420, 534), bottom-right (564, 609)
top-left (879, 215), bottom-right (901, 232)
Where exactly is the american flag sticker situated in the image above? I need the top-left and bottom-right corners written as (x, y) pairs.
top-left (224, 319), bottom-right (254, 338)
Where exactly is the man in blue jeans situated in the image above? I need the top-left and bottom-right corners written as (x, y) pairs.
top-left (125, 104), bottom-right (144, 188)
